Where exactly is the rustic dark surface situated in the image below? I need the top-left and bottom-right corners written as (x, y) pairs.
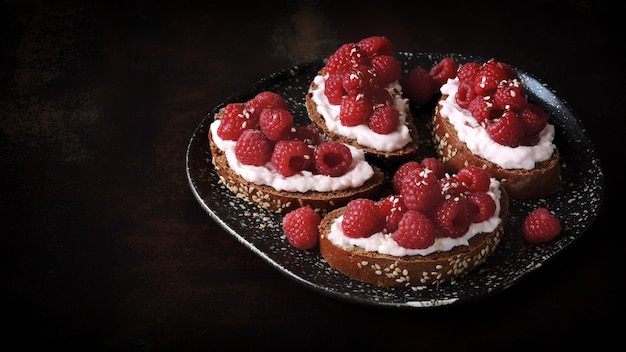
top-left (1, 0), bottom-right (623, 350)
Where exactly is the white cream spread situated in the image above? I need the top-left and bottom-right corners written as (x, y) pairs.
top-left (327, 178), bottom-right (502, 256)
top-left (439, 77), bottom-right (555, 170)
top-left (209, 120), bottom-right (375, 193)
top-left (309, 73), bottom-right (412, 152)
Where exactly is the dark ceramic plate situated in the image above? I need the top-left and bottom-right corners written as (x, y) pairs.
top-left (186, 52), bottom-right (604, 309)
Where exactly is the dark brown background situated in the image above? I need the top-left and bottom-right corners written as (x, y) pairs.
top-left (2, 0), bottom-right (623, 350)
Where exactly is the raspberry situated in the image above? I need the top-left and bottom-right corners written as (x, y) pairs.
top-left (494, 79), bottom-right (527, 111)
top-left (364, 85), bottom-right (393, 106)
top-left (282, 206), bottom-right (321, 250)
top-left (468, 95), bottom-right (498, 125)
top-left (392, 161), bottom-right (422, 194)
top-left (439, 174), bottom-right (468, 197)
top-left (522, 208), bottom-right (562, 244)
top-left (486, 110), bottom-right (527, 147)
top-left (339, 95), bottom-right (372, 126)
top-left (401, 167), bottom-right (444, 213)
top-left (457, 62), bottom-right (481, 86)
top-left (326, 43), bottom-right (367, 75)
top-left (392, 210), bottom-right (436, 249)
top-left (420, 157), bottom-right (446, 179)
top-left (474, 59), bottom-right (510, 96)
top-left (466, 192), bottom-right (496, 223)
top-left (429, 57), bottom-right (458, 88)
top-left (216, 103), bottom-right (257, 141)
top-left (234, 129), bottom-right (273, 166)
top-left (368, 105), bottom-right (399, 134)
top-left (271, 139), bottom-right (314, 177)
top-left (455, 82), bottom-right (477, 110)
top-left (342, 65), bottom-right (374, 96)
top-left (259, 107), bottom-right (293, 141)
top-left (356, 36), bottom-right (394, 58)
top-left (400, 67), bottom-right (435, 106)
top-left (314, 141), bottom-right (353, 177)
top-left (342, 198), bottom-right (385, 238)
top-left (288, 124), bottom-right (322, 146)
top-left (433, 196), bottom-right (474, 238)
top-left (244, 91), bottom-right (289, 120)
top-left (371, 55), bottom-right (401, 86)
top-left (324, 73), bottom-right (346, 105)
top-left (457, 166), bottom-right (491, 193)
top-left (518, 103), bottom-right (548, 138)
top-left (378, 194), bottom-right (407, 234)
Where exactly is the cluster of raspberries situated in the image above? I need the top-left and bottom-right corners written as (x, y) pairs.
top-left (216, 91), bottom-right (355, 177)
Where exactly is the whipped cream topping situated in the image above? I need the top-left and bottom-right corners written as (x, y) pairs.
top-left (309, 73), bottom-right (412, 152)
top-left (327, 178), bottom-right (503, 256)
top-left (439, 78), bottom-right (555, 170)
top-left (209, 120), bottom-right (375, 193)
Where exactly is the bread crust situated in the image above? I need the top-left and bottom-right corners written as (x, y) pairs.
top-left (305, 69), bottom-right (420, 164)
top-left (208, 106), bottom-right (385, 214)
top-left (318, 185), bottom-right (509, 288)
top-left (432, 95), bottom-right (562, 199)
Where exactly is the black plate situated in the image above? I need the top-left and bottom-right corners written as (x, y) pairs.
top-left (186, 52), bottom-right (604, 309)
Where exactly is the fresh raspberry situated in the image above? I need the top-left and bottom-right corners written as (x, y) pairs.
top-left (314, 141), bottom-right (353, 177)
top-left (234, 129), bottom-right (273, 166)
top-left (494, 79), bottom-right (527, 111)
top-left (392, 161), bottom-right (422, 194)
top-left (356, 36), bottom-right (394, 58)
top-left (400, 67), bottom-right (435, 106)
top-left (439, 174), bottom-right (468, 197)
top-left (282, 206), bottom-right (321, 250)
top-left (368, 105), bottom-right (399, 134)
top-left (457, 62), bottom-right (481, 86)
top-left (474, 59), bottom-right (510, 96)
top-left (518, 103), bottom-right (548, 138)
top-left (455, 82), bottom-right (477, 110)
top-left (466, 192), bottom-right (497, 223)
top-left (244, 91), bottom-right (289, 120)
top-left (259, 107), bottom-right (293, 141)
top-left (371, 55), bottom-right (401, 86)
top-left (341, 198), bottom-right (385, 238)
top-left (401, 167), bottom-right (444, 213)
top-left (342, 65), bottom-right (374, 96)
top-left (339, 95), bottom-right (372, 126)
top-left (326, 43), bottom-right (367, 75)
top-left (457, 166), bottom-right (491, 193)
top-left (288, 124), bottom-right (322, 146)
top-left (216, 103), bottom-right (257, 141)
top-left (324, 73), bottom-right (346, 105)
top-left (486, 110), bottom-right (527, 147)
top-left (522, 208), bottom-right (562, 244)
top-left (378, 194), bottom-right (407, 234)
top-left (420, 157), bottom-right (446, 179)
top-left (433, 196), bottom-right (474, 238)
top-left (392, 210), bottom-right (436, 249)
top-left (468, 95), bottom-right (498, 125)
top-left (364, 85), bottom-right (393, 106)
top-left (271, 139), bottom-right (314, 177)
top-left (429, 57), bottom-right (458, 88)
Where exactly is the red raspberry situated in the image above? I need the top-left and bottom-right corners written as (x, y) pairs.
top-left (392, 210), bottom-right (436, 249)
top-left (371, 55), bottom-right (401, 86)
top-left (364, 85), bottom-right (393, 106)
top-left (216, 103), bottom-right (257, 141)
top-left (356, 36), bottom-right (394, 58)
top-left (392, 161), bottom-right (422, 194)
top-left (234, 129), bottom-right (273, 166)
top-left (339, 95), bottom-right (372, 127)
top-left (244, 91), bottom-right (289, 120)
top-left (457, 166), bottom-right (491, 193)
top-left (522, 208), bottom-right (562, 244)
top-left (324, 73), bottom-right (346, 105)
top-left (494, 79), bottom-right (527, 111)
top-left (314, 141), bottom-right (353, 177)
top-left (486, 110), bottom-right (527, 147)
top-left (457, 62), bottom-right (481, 86)
top-left (439, 174), bottom-right (468, 197)
top-left (468, 95), bottom-right (498, 125)
top-left (429, 57), bottom-right (458, 88)
top-left (282, 206), bottom-right (321, 250)
top-left (342, 65), bottom-right (374, 96)
top-left (518, 103), bottom-right (548, 138)
top-left (378, 194), bottom-right (407, 234)
top-left (288, 124), bottom-right (322, 146)
top-left (342, 198), bottom-right (385, 238)
top-left (455, 82), bottom-right (477, 110)
top-left (401, 167), bottom-right (444, 213)
top-left (368, 105), bottom-right (399, 134)
top-left (271, 139), bottom-right (314, 177)
top-left (400, 67), bottom-right (435, 106)
top-left (466, 192), bottom-right (497, 223)
top-left (420, 157), bottom-right (446, 179)
top-left (433, 196), bottom-right (474, 238)
top-left (259, 108), bottom-right (293, 141)
top-left (326, 43), bottom-right (367, 75)
top-left (474, 59), bottom-right (510, 96)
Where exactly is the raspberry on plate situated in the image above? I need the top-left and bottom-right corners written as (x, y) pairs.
top-left (392, 210), bottom-right (436, 249)
top-left (282, 206), bottom-right (321, 250)
top-left (259, 107), bottom-right (293, 141)
top-left (368, 105), bottom-right (399, 135)
top-left (234, 129), bottom-right (273, 166)
top-left (400, 66), bottom-right (435, 106)
top-left (341, 198), bottom-right (385, 238)
top-left (522, 208), bottom-right (562, 243)
top-left (271, 139), bottom-right (314, 177)
top-left (429, 56), bottom-right (458, 88)
top-left (314, 141), bottom-right (353, 177)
